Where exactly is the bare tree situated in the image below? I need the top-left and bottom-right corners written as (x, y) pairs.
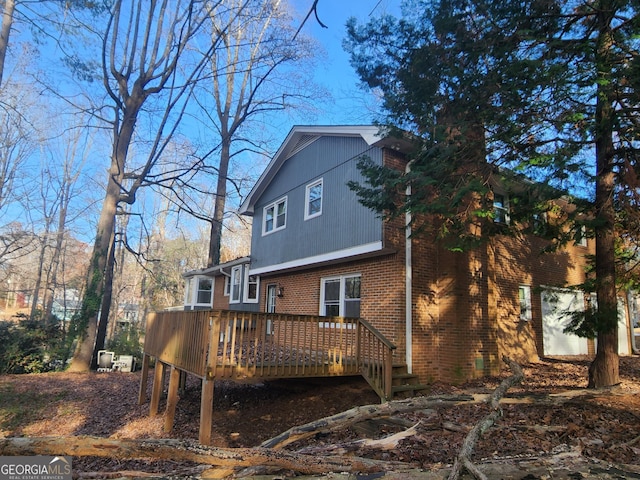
top-left (199, 0), bottom-right (321, 266)
top-left (67, 0), bottom-right (250, 372)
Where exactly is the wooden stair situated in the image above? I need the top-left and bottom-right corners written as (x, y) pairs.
top-left (390, 363), bottom-right (430, 399)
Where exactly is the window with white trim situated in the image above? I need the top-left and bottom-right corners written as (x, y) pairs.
top-left (320, 274), bottom-right (361, 317)
top-left (196, 277), bottom-right (213, 305)
top-left (519, 285), bottom-right (532, 322)
top-left (493, 193), bottom-right (509, 224)
top-left (243, 271), bottom-right (259, 303)
top-left (230, 266), bottom-right (242, 303)
top-left (223, 275), bottom-right (230, 296)
top-left (305, 179), bottom-right (323, 220)
top-left (263, 197), bottom-right (287, 235)
top-left (184, 277), bottom-right (193, 305)
top-left (575, 225), bottom-right (588, 247)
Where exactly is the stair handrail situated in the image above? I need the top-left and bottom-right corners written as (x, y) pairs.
top-left (357, 317), bottom-right (396, 400)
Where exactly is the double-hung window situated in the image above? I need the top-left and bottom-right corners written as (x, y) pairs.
top-left (196, 277), bottom-right (213, 305)
top-left (320, 274), bottom-right (361, 317)
top-left (243, 271), bottom-right (259, 303)
top-left (305, 179), bottom-right (323, 220)
top-left (575, 225), bottom-right (588, 247)
top-left (519, 285), bottom-right (532, 322)
top-left (263, 197), bottom-right (287, 235)
top-left (493, 193), bottom-right (509, 224)
top-left (230, 266), bottom-right (242, 303)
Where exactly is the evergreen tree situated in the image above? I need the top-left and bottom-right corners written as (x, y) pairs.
top-left (345, 0), bottom-right (640, 388)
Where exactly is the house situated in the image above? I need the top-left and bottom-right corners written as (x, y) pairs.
top-left (183, 125), bottom-right (636, 383)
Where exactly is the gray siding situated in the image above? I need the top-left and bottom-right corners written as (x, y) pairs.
top-left (250, 136), bottom-right (384, 271)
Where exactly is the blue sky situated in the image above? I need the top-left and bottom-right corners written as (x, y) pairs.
top-left (292, 0), bottom-right (400, 125)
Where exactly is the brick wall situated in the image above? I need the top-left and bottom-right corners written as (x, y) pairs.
top-left (247, 145), bottom-right (596, 385)
top-left (213, 276), bottom-right (229, 310)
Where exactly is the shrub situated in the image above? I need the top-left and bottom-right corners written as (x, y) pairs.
top-left (0, 314), bottom-right (68, 374)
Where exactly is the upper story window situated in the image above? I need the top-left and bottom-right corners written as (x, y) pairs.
top-left (263, 197), bottom-right (287, 235)
top-left (320, 274), bottom-right (361, 318)
top-left (243, 271), bottom-right (259, 303)
top-left (230, 266), bottom-right (242, 303)
top-left (305, 179), bottom-right (323, 220)
top-left (493, 193), bottom-right (509, 224)
top-left (223, 275), bottom-right (230, 296)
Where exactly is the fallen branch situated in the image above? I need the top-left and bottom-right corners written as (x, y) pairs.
top-left (0, 436), bottom-right (407, 476)
top-left (447, 356), bottom-right (525, 480)
top-left (260, 394), bottom-right (473, 450)
top-left (296, 421), bottom-right (423, 456)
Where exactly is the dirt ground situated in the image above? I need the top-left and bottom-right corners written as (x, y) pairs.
top-left (2, 356), bottom-right (640, 478)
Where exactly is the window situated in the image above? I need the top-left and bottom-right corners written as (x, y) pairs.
top-left (263, 197), bottom-right (287, 235)
top-left (519, 285), bottom-right (532, 322)
top-left (196, 277), bottom-right (213, 305)
top-left (530, 211), bottom-right (551, 237)
top-left (305, 179), bottom-right (323, 220)
top-left (575, 225), bottom-right (588, 247)
top-left (184, 277), bottom-right (193, 305)
top-left (223, 275), bottom-right (230, 296)
top-left (243, 271), bottom-right (259, 303)
top-left (320, 274), bottom-right (361, 317)
top-left (230, 266), bottom-right (242, 303)
top-left (493, 193), bottom-right (509, 224)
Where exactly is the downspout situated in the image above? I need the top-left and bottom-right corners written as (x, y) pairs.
top-left (405, 162), bottom-right (413, 373)
top-left (628, 290), bottom-right (639, 354)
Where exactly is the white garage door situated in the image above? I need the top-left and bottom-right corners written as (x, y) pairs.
top-left (541, 289), bottom-right (589, 356)
top-left (590, 295), bottom-right (631, 355)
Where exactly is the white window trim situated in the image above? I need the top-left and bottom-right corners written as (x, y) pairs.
top-left (304, 178), bottom-right (323, 220)
top-left (230, 266), bottom-right (242, 304)
top-left (243, 270), bottom-right (260, 303)
top-left (184, 277), bottom-right (194, 306)
top-left (319, 273), bottom-right (361, 317)
top-left (186, 275), bottom-right (213, 308)
top-left (262, 196), bottom-right (288, 236)
top-left (519, 285), bottom-right (532, 322)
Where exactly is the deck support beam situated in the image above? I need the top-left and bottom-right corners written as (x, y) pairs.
top-left (150, 361), bottom-right (166, 416)
top-left (199, 377), bottom-right (215, 445)
top-left (137, 354), bottom-right (150, 405)
top-left (164, 366), bottom-right (181, 432)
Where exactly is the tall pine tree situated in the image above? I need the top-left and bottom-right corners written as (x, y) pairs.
top-left (345, 0), bottom-right (640, 388)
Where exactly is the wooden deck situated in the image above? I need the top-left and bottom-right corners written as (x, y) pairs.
top-left (137, 309), bottom-right (396, 444)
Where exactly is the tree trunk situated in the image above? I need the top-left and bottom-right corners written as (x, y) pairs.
top-left (0, 436), bottom-right (400, 476)
top-left (207, 136), bottom-right (231, 267)
top-left (91, 231), bottom-right (116, 369)
top-left (68, 92), bottom-right (139, 372)
top-left (44, 188), bottom-right (70, 322)
top-left (30, 232), bottom-right (49, 321)
top-left (0, 0), bottom-right (15, 88)
top-left (589, 1), bottom-right (619, 388)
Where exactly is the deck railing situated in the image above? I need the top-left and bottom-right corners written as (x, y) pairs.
top-left (141, 309), bottom-right (397, 444)
top-left (143, 309), bottom-right (395, 395)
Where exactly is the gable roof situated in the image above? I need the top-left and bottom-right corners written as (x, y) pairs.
top-left (239, 125), bottom-right (407, 216)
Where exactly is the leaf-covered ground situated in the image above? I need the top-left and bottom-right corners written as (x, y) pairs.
top-left (1, 356), bottom-right (640, 478)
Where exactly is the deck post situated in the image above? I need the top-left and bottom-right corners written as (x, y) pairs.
top-left (384, 349), bottom-right (393, 401)
top-left (150, 361), bottom-right (166, 416)
top-left (137, 354), bottom-right (151, 405)
top-left (199, 377), bottom-right (215, 445)
top-left (164, 366), bottom-right (181, 432)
